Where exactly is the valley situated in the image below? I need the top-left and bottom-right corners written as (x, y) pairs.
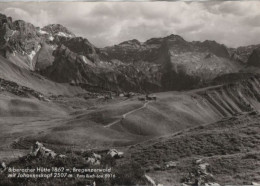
top-left (0, 12), bottom-right (259, 185)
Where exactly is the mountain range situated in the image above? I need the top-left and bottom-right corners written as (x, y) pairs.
top-left (1, 13), bottom-right (260, 95)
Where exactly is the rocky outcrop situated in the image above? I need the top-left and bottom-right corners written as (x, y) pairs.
top-left (0, 78), bottom-right (49, 101)
top-left (30, 141), bottom-right (65, 159)
top-left (182, 160), bottom-right (220, 186)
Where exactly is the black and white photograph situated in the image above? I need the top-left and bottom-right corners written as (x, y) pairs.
top-left (0, 0), bottom-right (260, 185)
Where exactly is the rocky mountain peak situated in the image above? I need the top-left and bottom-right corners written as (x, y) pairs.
top-left (119, 39), bottom-right (141, 47)
top-left (54, 36), bottom-right (100, 63)
top-left (12, 20), bottom-right (38, 38)
top-left (0, 14), bottom-right (40, 61)
top-left (144, 34), bottom-right (185, 46)
top-left (0, 13), bottom-right (13, 29)
top-left (191, 40), bottom-right (230, 58)
top-left (165, 34), bottom-right (185, 42)
top-left (42, 24), bottom-right (75, 38)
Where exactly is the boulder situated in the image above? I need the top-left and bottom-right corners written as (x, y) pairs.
top-left (39, 147), bottom-right (57, 158)
top-left (107, 149), bottom-right (124, 159)
top-left (0, 162), bottom-right (6, 172)
top-left (205, 183), bottom-right (220, 186)
top-left (182, 161), bottom-right (217, 186)
top-left (93, 153), bottom-right (101, 160)
top-left (86, 153), bottom-right (102, 166)
top-left (58, 154), bottom-right (66, 158)
top-left (165, 161), bottom-right (177, 168)
top-left (30, 141), bottom-right (43, 157)
top-left (86, 157), bottom-right (100, 166)
top-left (30, 141), bottom-right (65, 159)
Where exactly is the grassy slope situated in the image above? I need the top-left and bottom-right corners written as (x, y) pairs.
top-left (125, 112), bottom-right (260, 185)
top-left (0, 56), bottom-right (85, 96)
top-left (3, 76), bottom-right (260, 160)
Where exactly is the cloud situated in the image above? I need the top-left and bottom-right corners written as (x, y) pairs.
top-left (0, 1), bottom-right (260, 48)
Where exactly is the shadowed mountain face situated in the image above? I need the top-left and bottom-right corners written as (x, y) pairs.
top-left (102, 35), bottom-right (241, 91)
top-left (248, 47), bottom-right (260, 67)
top-left (1, 13), bottom-right (252, 93)
top-left (229, 44), bottom-right (260, 64)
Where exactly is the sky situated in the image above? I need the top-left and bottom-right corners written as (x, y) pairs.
top-left (0, 1), bottom-right (260, 48)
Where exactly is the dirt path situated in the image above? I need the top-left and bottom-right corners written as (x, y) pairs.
top-left (104, 101), bottom-right (149, 128)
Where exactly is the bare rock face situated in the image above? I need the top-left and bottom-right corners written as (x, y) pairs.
top-left (247, 47), bottom-right (260, 67)
top-left (102, 34), bottom-right (240, 91)
top-left (195, 40), bottom-right (230, 58)
top-left (0, 14), bottom-right (77, 71)
top-left (229, 44), bottom-right (260, 64)
top-left (1, 16), bottom-right (40, 55)
top-left (54, 36), bottom-right (100, 63)
top-left (0, 14), bottom-right (42, 70)
top-left (40, 44), bottom-right (161, 92)
top-left (34, 43), bottom-right (55, 71)
top-left (0, 14), bottom-right (13, 48)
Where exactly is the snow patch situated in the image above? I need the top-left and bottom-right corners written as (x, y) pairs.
top-left (28, 45), bottom-right (41, 61)
top-left (82, 56), bottom-right (87, 64)
top-left (50, 45), bottom-right (57, 50)
top-left (39, 29), bottom-right (48, 35)
top-left (56, 32), bottom-right (73, 38)
top-left (49, 36), bottom-right (54, 41)
top-left (81, 55), bottom-right (94, 66)
top-left (36, 44), bottom-right (41, 52)
top-left (28, 51), bottom-right (36, 61)
top-left (10, 30), bottom-right (17, 36)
